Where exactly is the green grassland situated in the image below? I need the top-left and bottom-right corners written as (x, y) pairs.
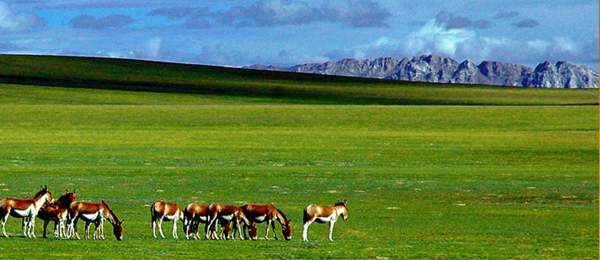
top-left (0, 56), bottom-right (597, 259)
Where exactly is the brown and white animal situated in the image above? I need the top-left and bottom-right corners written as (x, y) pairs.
top-left (0, 185), bottom-right (54, 238)
top-left (183, 203), bottom-right (209, 240)
top-left (150, 201), bottom-right (184, 239)
top-left (302, 200), bottom-right (348, 242)
top-left (206, 203), bottom-right (249, 240)
top-left (67, 200), bottom-right (124, 241)
top-left (36, 189), bottom-right (76, 238)
top-left (241, 203), bottom-right (292, 240)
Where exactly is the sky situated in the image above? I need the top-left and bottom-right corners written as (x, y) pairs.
top-left (1, 0), bottom-right (598, 70)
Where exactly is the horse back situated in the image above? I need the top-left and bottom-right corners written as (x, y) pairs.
top-left (1, 197), bottom-right (36, 211)
top-left (152, 201), bottom-right (182, 218)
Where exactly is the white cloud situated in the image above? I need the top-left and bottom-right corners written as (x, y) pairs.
top-left (527, 39), bottom-right (550, 54)
top-left (136, 37), bottom-right (162, 59)
top-left (0, 1), bottom-right (45, 33)
top-left (403, 20), bottom-right (476, 57)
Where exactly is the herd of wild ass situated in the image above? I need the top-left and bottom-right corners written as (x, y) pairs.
top-left (0, 186), bottom-right (349, 242)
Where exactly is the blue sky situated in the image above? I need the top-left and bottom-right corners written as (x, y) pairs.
top-left (2, 0), bottom-right (598, 70)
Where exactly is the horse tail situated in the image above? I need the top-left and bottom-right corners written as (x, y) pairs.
top-left (302, 207), bottom-right (309, 224)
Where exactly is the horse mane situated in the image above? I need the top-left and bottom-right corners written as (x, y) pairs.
top-left (334, 202), bottom-right (346, 207)
top-left (102, 200), bottom-right (120, 224)
top-left (32, 187), bottom-right (48, 199)
top-left (276, 208), bottom-right (289, 224)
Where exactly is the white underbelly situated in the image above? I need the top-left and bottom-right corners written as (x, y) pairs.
top-left (254, 214), bottom-right (267, 222)
top-left (315, 216), bottom-right (333, 223)
top-left (81, 212), bottom-right (101, 221)
top-left (11, 208), bottom-right (32, 217)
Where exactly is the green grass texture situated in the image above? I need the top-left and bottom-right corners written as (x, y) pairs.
top-left (0, 55), bottom-right (597, 259)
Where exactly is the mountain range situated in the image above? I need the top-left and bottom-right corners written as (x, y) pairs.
top-left (246, 55), bottom-right (599, 89)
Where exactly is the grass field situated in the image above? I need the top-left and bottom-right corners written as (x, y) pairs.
top-left (0, 56), bottom-right (598, 259)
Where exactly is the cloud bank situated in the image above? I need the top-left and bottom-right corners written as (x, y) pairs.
top-left (327, 12), bottom-right (598, 68)
top-left (149, 0), bottom-right (392, 28)
top-left (69, 14), bottom-right (134, 29)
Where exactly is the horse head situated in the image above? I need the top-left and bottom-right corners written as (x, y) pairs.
top-left (57, 189), bottom-right (76, 208)
top-left (282, 221), bottom-right (292, 240)
top-left (35, 185), bottom-right (54, 204)
top-left (248, 223), bottom-right (258, 240)
top-left (112, 220), bottom-right (124, 241)
top-left (335, 199), bottom-right (348, 221)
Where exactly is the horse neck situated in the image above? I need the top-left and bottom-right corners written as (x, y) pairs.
top-left (33, 193), bottom-right (49, 210)
top-left (334, 206), bottom-right (346, 217)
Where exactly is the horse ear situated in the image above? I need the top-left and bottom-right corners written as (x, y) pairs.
top-left (120, 220), bottom-right (125, 225)
top-left (73, 189), bottom-right (76, 194)
top-left (66, 189), bottom-right (69, 193)
top-left (343, 199), bottom-right (347, 205)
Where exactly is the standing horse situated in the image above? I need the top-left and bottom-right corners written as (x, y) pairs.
top-left (37, 189), bottom-right (76, 238)
top-left (241, 203), bottom-right (292, 240)
top-left (67, 200), bottom-right (124, 241)
top-left (150, 201), bottom-right (184, 239)
top-left (183, 203), bottom-right (209, 240)
top-left (0, 185), bottom-right (54, 238)
top-left (302, 200), bottom-right (348, 242)
top-left (206, 203), bottom-right (249, 240)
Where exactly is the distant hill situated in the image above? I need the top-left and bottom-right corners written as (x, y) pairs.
top-left (0, 54), bottom-right (597, 106)
top-left (246, 55), bottom-right (599, 89)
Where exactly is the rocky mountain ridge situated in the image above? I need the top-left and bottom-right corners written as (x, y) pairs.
top-left (246, 55), bottom-right (599, 88)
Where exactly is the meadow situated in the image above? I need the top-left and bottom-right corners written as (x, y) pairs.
top-left (0, 56), bottom-right (598, 259)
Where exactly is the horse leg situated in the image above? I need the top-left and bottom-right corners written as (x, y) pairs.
top-left (264, 220), bottom-right (271, 240)
top-left (271, 221), bottom-right (279, 240)
top-left (172, 219), bottom-right (178, 238)
top-left (206, 217), bottom-right (216, 239)
top-left (234, 220), bottom-right (242, 240)
top-left (58, 220), bottom-right (65, 238)
top-left (29, 217), bottom-right (36, 238)
top-left (42, 219), bottom-right (50, 238)
top-left (302, 219), bottom-right (313, 242)
top-left (151, 216), bottom-right (157, 238)
top-left (242, 223), bottom-right (247, 240)
top-left (21, 217), bottom-right (28, 237)
top-left (328, 221), bottom-right (336, 242)
top-left (0, 210), bottom-right (9, 237)
top-left (158, 217), bottom-right (166, 238)
top-left (53, 220), bottom-right (60, 238)
top-left (84, 221), bottom-right (91, 240)
top-left (98, 219), bottom-right (105, 240)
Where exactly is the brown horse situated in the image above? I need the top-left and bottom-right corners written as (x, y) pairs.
top-left (241, 203), bottom-right (292, 240)
top-left (302, 200), bottom-right (348, 242)
top-left (150, 201), bottom-right (184, 239)
top-left (183, 203), bottom-right (209, 240)
top-left (37, 189), bottom-right (76, 238)
top-left (206, 203), bottom-right (249, 240)
top-left (67, 200), bottom-right (124, 241)
top-left (0, 185), bottom-right (54, 238)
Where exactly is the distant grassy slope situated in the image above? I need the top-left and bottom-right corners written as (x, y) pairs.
top-left (0, 55), bottom-right (597, 105)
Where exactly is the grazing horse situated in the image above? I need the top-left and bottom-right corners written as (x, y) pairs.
top-left (183, 203), bottom-right (209, 240)
top-left (67, 200), bottom-right (124, 241)
top-left (302, 200), bottom-right (348, 242)
top-left (241, 203), bottom-right (292, 240)
top-left (150, 201), bottom-right (184, 239)
top-left (206, 203), bottom-right (249, 240)
top-left (0, 185), bottom-right (54, 238)
top-left (37, 189), bottom-right (76, 238)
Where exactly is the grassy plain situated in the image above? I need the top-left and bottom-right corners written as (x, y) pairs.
top-left (0, 56), bottom-right (597, 259)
